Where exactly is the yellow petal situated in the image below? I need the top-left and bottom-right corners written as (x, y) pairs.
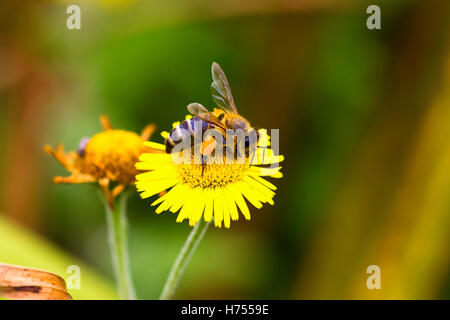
top-left (136, 169), bottom-right (179, 181)
top-left (172, 121), bottom-right (180, 129)
top-left (190, 189), bottom-right (206, 226)
top-left (232, 187), bottom-right (251, 220)
top-left (161, 131), bottom-right (169, 139)
top-left (203, 189), bottom-right (214, 222)
top-left (248, 166), bottom-right (283, 178)
top-left (137, 178), bottom-right (178, 199)
top-left (139, 152), bottom-right (171, 161)
top-left (222, 193), bottom-right (231, 229)
top-left (239, 182), bottom-right (263, 209)
top-left (243, 176), bottom-right (275, 200)
top-left (224, 187), bottom-right (239, 222)
top-left (143, 141), bottom-right (166, 150)
top-left (213, 189), bottom-right (224, 228)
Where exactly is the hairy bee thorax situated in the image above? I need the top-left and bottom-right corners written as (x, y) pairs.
top-left (212, 108), bottom-right (250, 131)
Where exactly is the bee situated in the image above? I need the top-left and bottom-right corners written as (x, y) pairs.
top-left (164, 115), bottom-right (219, 154)
top-left (165, 62), bottom-right (259, 159)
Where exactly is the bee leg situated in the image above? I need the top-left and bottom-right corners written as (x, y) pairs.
top-left (201, 137), bottom-right (217, 156)
top-left (202, 162), bottom-right (206, 177)
top-left (98, 177), bottom-right (114, 210)
top-left (199, 137), bottom-right (216, 177)
top-left (141, 124), bottom-right (156, 141)
top-left (100, 114), bottom-right (113, 131)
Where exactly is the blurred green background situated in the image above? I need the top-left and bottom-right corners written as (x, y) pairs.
top-left (0, 0), bottom-right (449, 299)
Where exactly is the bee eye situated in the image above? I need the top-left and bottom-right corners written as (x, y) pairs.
top-left (217, 113), bottom-right (225, 121)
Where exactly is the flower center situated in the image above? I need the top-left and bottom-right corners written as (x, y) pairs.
top-left (81, 130), bottom-right (148, 183)
top-left (178, 161), bottom-right (247, 189)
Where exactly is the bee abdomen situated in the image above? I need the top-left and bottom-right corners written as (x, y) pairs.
top-left (165, 117), bottom-right (211, 153)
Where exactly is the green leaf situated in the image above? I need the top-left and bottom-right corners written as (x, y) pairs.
top-left (0, 214), bottom-right (117, 300)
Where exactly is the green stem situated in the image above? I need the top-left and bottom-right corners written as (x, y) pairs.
top-left (103, 192), bottom-right (136, 300)
top-left (159, 219), bottom-right (210, 300)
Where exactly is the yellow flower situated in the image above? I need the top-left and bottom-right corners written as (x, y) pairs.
top-left (45, 115), bottom-right (159, 209)
top-left (135, 124), bottom-right (283, 228)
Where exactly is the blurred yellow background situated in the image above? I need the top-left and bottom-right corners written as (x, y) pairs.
top-left (0, 0), bottom-right (449, 299)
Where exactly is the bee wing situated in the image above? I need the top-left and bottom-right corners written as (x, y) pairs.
top-left (188, 102), bottom-right (209, 116)
top-left (210, 62), bottom-right (238, 114)
top-left (187, 103), bottom-right (227, 130)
